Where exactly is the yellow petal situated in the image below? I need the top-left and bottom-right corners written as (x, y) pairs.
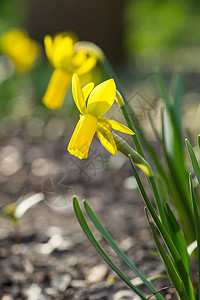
top-left (67, 114), bottom-right (97, 159)
top-left (97, 123), bottom-right (117, 156)
top-left (82, 82), bottom-right (94, 102)
top-left (43, 69), bottom-right (71, 109)
top-left (53, 36), bottom-right (74, 69)
top-left (72, 73), bottom-right (86, 114)
top-left (72, 51), bottom-right (86, 67)
top-left (98, 117), bottom-right (134, 135)
top-left (44, 35), bottom-right (53, 64)
top-left (87, 79), bottom-right (116, 117)
top-left (76, 55), bottom-right (97, 75)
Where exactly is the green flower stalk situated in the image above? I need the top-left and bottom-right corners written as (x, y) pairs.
top-left (112, 132), bottom-right (153, 177)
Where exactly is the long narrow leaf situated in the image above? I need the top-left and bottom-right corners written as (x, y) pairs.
top-left (147, 110), bottom-right (162, 143)
top-left (161, 108), bottom-right (195, 242)
top-left (198, 135), bottom-right (200, 150)
top-left (186, 138), bottom-right (200, 185)
top-left (155, 69), bottom-right (171, 109)
top-left (83, 200), bottom-right (165, 300)
top-left (171, 72), bottom-right (183, 136)
top-left (73, 196), bottom-right (147, 300)
top-left (164, 203), bottom-right (190, 275)
top-left (189, 174), bottom-right (200, 299)
top-left (145, 209), bottom-right (188, 300)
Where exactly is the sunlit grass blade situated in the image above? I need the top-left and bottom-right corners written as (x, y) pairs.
top-left (147, 110), bottom-right (162, 143)
top-left (186, 138), bottom-right (200, 184)
top-left (154, 68), bottom-right (171, 108)
top-left (156, 172), bottom-right (170, 205)
top-left (73, 196), bottom-right (148, 300)
top-left (189, 174), bottom-right (200, 299)
top-left (161, 107), bottom-right (195, 242)
top-left (14, 193), bottom-right (44, 219)
top-left (83, 199), bottom-right (165, 300)
top-left (164, 203), bottom-right (190, 275)
top-left (171, 71), bottom-right (183, 135)
top-left (128, 157), bottom-right (196, 300)
top-left (131, 274), bottom-right (168, 287)
top-left (187, 240), bottom-right (197, 256)
top-left (129, 105), bottom-right (185, 228)
top-left (198, 135), bottom-right (200, 149)
top-left (145, 208), bottom-right (188, 300)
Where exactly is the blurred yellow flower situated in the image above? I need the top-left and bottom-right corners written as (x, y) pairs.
top-left (43, 34), bottom-right (97, 109)
top-left (67, 74), bottom-right (134, 159)
top-left (0, 29), bottom-right (39, 72)
top-left (43, 33), bottom-right (98, 110)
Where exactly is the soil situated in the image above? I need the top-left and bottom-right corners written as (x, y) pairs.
top-left (0, 118), bottom-right (176, 300)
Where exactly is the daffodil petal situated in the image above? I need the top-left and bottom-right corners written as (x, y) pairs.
top-left (98, 117), bottom-right (134, 135)
top-left (53, 36), bottom-right (74, 69)
top-left (43, 69), bottom-right (71, 109)
top-left (44, 35), bottom-right (53, 65)
top-left (97, 123), bottom-right (117, 156)
top-left (72, 51), bottom-right (86, 67)
top-left (82, 82), bottom-right (94, 102)
top-left (76, 55), bottom-right (97, 75)
top-left (72, 73), bottom-right (86, 114)
top-left (67, 114), bottom-right (97, 159)
top-left (87, 79), bottom-right (116, 117)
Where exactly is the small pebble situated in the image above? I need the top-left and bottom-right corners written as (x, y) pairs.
top-left (71, 280), bottom-right (87, 288)
top-left (112, 290), bottom-right (138, 300)
top-left (1, 295), bottom-right (13, 300)
top-left (52, 274), bottom-right (71, 292)
top-left (86, 265), bottom-right (108, 283)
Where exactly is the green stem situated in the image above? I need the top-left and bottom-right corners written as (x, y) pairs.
top-left (113, 132), bottom-right (152, 177)
top-left (113, 132), bottom-right (168, 230)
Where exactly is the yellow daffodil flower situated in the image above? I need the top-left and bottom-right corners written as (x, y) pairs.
top-left (0, 29), bottom-right (39, 72)
top-left (43, 33), bottom-right (97, 110)
top-left (67, 74), bottom-right (134, 159)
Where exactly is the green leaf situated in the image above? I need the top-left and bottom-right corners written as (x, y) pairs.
top-left (186, 138), bottom-right (200, 185)
top-left (198, 135), bottom-right (200, 150)
top-left (147, 110), bottom-right (161, 143)
top-left (171, 72), bottom-right (183, 134)
top-left (187, 240), bottom-right (197, 256)
top-left (146, 209), bottom-right (188, 300)
top-left (73, 196), bottom-right (148, 300)
top-left (161, 108), bottom-right (195, 243)
top-left (164, 203), bottom-right (190, 275)
top-left (155, 68), bottom-right (171, 109)
top-left (83, 200), bottom-right (165, 300)
top-left (189, 174), bottom-right (200, 299)
top-left (131, 274), bottom-right (168, 287)
top-left (156, 172), bottom-right (170, 205)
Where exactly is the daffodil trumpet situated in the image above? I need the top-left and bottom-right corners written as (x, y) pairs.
top-left (43, 33), bottom-right (98, 110)
top-left (67, 74), bottom-right (134, 159)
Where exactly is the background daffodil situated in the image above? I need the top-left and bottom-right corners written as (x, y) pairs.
top-left (0, 29), bottom-right (39, 72)
top-left (67, 74), bottom-right (134, 159)
top-left (43, 33), bottom-right (97, 110)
